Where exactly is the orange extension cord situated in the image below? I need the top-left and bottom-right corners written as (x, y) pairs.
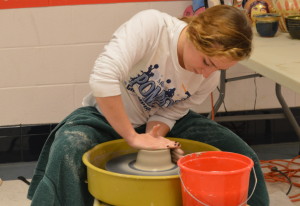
top-left (260, 155), bottom-right (300, 202)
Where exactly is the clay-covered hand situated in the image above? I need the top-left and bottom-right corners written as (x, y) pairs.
top-left (171, 148), bottom-right (185, 163)
top-left (126, 124), bottom-right (181, 150)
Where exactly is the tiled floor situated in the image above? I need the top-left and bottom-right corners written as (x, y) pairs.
top-left (0, 161), bottom-right (36, 181)
top-left (1, 141), bottom-right (300, 205)
top-left (252, 141), bottom-right (300, 160)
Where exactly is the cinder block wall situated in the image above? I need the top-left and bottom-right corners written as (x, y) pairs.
top-left (0, 1), bottom-right (299, 126)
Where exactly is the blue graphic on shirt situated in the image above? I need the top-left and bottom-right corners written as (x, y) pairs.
top-left (126, 64), bottom-right (191, 111)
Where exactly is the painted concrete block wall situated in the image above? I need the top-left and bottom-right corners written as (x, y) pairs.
top-left (0, 1), bottom-right (299, 126)
top-left (0, 1), bottom-right (190, 125)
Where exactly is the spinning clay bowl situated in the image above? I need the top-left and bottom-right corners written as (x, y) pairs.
top-left (82, 138), bottom-right (219, 206)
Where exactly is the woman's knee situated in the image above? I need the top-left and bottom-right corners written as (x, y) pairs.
top-left (50, 127), bottom-right (97, 166)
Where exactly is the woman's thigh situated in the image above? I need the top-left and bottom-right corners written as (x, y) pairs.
top-left (169, 111), bottom-right (269, 206)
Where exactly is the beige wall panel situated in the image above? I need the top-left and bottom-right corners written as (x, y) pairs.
top-left (255, 78), bottom-right (296, 109)
top-left (226, 78), bottom-right (267, 111)
top-left (150, 1), bottom-right (191, 16)
top-left (34, 46), bottom-right (76, 85)
top-left (72, 43), bottom-right (104, 83)
top-left (0, 48), bottom-right (41, 88)
top-left (30, 6), bottom-right (74, 46)
top-left (72, 3), bottom-right (150, 43)
top-left (0, 1), bottom-right (191, 126)
top-left (0, 9), bottom-right (40, 48)
top-left (74, 83), bottom-right (91, 108)
top-left (0, 85), bottom-right (74, 125)
top-left (0, 43), bottom-right (104, 89)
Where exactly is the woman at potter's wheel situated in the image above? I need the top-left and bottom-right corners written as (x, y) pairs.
top-left (28, 5), bottom-right (269, 206)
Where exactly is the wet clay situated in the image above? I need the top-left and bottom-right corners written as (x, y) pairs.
top-left (105, 149), bottom-right (178, 176)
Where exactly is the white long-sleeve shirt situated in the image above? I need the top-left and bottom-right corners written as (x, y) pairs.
top-left (83, 9), bottom-right (220, 129)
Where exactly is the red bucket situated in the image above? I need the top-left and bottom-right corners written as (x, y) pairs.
top-left (177, 151), bottom-right (256, 206)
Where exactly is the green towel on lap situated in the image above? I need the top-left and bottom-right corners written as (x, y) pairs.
top-left (27, 106), bottom-right (122, 206)
top-left (28, 106), bottom-right (269, 206)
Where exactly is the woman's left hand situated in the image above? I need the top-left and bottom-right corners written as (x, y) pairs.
top-left (171, 148), bottom-right (185, 163)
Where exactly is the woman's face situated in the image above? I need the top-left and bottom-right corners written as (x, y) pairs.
top-left (181, 39), bottom-right (238, 78)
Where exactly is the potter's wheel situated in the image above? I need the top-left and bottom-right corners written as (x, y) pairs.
top-left (83, 138), bottom-right (220, 206)
top-left (105, 152), bottom-right (179, 176)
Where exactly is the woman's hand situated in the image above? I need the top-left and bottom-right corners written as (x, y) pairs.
top-left (171, 148), bottom-right (185, 163)
top-left (126, 124), bottom-right (185, 163)
top-left (126, 125), bottom-right (178, 149)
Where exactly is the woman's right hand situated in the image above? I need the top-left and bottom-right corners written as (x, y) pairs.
top-left (126, 124), bottom-right (185, 163)
top-left (126, 132), bottom-right (180, 150)
top-left (126, 124), bottom-right (180, 150)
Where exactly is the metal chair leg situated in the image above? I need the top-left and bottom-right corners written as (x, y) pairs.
top-left (208, 70), bottom-right (226, 119)
top-left (276, 83), bottom-right (300, 154)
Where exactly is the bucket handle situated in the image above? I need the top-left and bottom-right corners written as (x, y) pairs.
top-left (179, 167), bottom-right (257, 206)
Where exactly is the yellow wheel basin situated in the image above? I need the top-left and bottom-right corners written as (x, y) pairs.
top-left (82, 138), bottom-right (219, 206)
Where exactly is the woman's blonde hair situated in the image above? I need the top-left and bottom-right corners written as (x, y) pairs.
top-left (181, 5), bottom-right (253, 61)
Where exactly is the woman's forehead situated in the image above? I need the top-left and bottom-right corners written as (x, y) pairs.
top-left (209, 55), bottom-right (238, 70)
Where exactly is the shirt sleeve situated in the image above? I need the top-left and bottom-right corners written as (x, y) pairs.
top-left (89, 10), bottom-right (164, 97)
top-left (148, 71), bottom-right (220, 129)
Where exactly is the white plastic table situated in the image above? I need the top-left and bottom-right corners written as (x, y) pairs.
top-left (240, 32), bottom-right (300, 94)
top-left (212, 32), bottom-right (300, 149)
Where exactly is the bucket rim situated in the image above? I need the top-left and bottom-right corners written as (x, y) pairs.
top-left (177, 151), bottom-right (254, 175)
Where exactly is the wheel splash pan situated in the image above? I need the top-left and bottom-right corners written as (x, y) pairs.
top-left (82, 138), bottom-right (219, 206)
